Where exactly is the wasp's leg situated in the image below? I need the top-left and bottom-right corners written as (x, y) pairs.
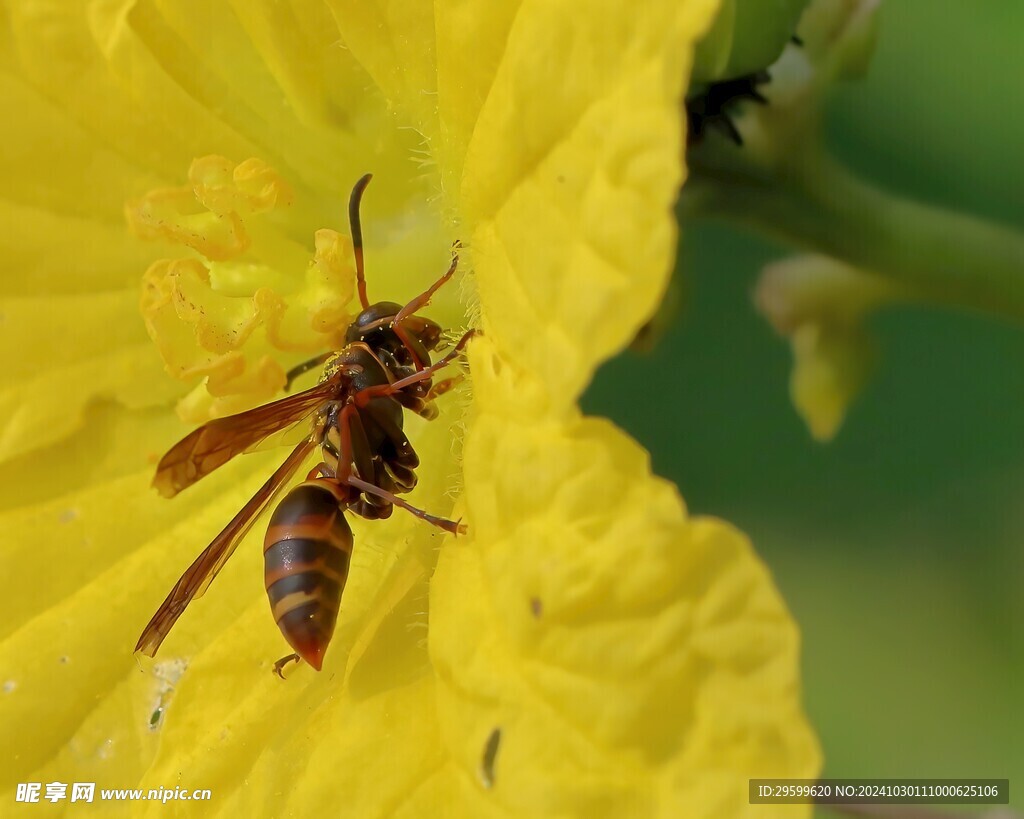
top-left (388, 245), bottom-right (460, 371)
top-left (400, 396), bottom-right (438, 421)
top-left (284, 353), bottom-right (333, 392)
top-left (426, 374), bottom-right (463, 401)
top-left (395, 244), bottom-right (459, 325)
top-left (347, 408), bottom-right (396, 515)
top-left (397, 375), bottom-right (464, 421)
top-left (273, 653), bottom-right (301, 678)
top-left (388, 329), bottom-right (474, 391)
top-left (376, 354), bottom-right (437, 417)
top-left (349, 460), bottom-right (398, 520)
top-left (340, 406), bottom-right (388, 513)
top-left (346, 474), bottom-right (464, 535)
top-left (355, 330), bottom-right (476, 406)
top-left (329, 402), bottom-right (372, 489)
top-left (357, 250), bottom-right (459, 371)
top-left (392, 323), bottom-right (434, 372)
top-left (305, 461), bottom-right (333, 481)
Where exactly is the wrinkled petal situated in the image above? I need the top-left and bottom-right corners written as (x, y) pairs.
top-left (434, 398), bottom-right (819, 815)
top-left (456, 0), bottom-right (720, 412)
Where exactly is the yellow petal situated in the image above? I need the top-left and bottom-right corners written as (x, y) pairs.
top-left (0, 404), bottom-right (184, 513)
top-left (0, 452), bottom-right (278, 785)
top-left (429, 364), bottom-right (820, 815)
top-left (0, 342), bottom-right (177, 462)
top-left (325, 0), bottom-right (439, 145)
top-left (457, 0), bottom-right (720, 413)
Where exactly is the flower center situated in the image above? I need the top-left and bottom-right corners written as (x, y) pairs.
top-left (129, 156), bottom-right (357, 423)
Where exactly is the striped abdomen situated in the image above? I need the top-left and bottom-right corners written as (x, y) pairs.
top-left (263, 481), bottom-right (353, 671)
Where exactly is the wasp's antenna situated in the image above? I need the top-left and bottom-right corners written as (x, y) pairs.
top-left (349, 173), bottom-right (373, 310)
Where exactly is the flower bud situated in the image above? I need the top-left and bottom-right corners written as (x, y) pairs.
top-left (756, 254), bottom-right (903, 439)
top-left (790, 322), bottom-right (873, 441)
top-left (692, 0), bottom-right (811, 83)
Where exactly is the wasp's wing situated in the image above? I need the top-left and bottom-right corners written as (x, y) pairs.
top-left (136, 438), bottom-right (317, 658)
top-left (153, 377), bottom-right (342, 498)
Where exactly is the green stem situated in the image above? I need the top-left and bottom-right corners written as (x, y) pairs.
top-left (683, 149), bottom-right (1024, 320)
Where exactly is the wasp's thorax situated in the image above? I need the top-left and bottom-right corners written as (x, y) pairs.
top-left (340, 301), bottom-right (445, 416)
top-left (314, 341), bottom-right (419, 508)
top-left (319, 343), bottom-right (390, 391)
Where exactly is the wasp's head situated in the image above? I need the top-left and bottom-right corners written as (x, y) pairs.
top-left (345, 301), bottom-right (444, 369)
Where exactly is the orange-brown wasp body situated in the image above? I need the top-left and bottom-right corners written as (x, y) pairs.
top-left (136, 175), bottom-right (473, 671)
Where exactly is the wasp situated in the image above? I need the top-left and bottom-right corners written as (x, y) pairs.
top-left (136, 174), bottom-right (474, 671)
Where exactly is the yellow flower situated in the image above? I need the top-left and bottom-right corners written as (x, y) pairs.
top-left (0, 2), bottom-right (819, 815)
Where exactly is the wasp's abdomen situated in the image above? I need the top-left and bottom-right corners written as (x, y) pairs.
top-left (263, 482), bottom-right (353, 671)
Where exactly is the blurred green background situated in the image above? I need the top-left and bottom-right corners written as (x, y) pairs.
top-left (585, 1), bottom-right (1022, 811)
